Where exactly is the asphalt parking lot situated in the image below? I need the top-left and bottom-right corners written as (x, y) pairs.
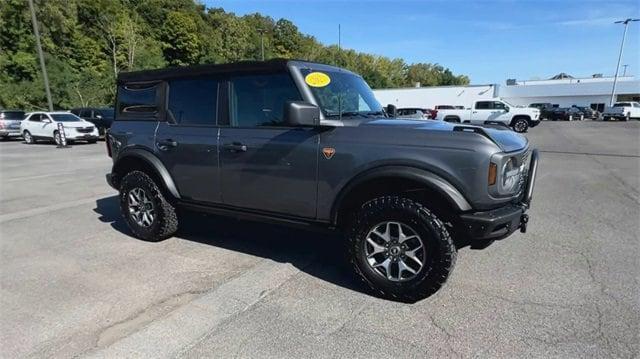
top-left (1, 121), bottom-right (638, 358)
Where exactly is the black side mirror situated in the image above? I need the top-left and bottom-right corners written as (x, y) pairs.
top-left (386, 104), bottom-right (397, 118)
top-left (284, 101), bottom-right (320, 126)
top-left (504, 106), bottom-right (510, 112)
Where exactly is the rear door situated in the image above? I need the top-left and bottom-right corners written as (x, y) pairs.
top-left (218, 71), bottom-right (319, 218)
top-left (470, 101), bottom-right (493, 124)
top-left (154, 76), bottom-right (222, 203)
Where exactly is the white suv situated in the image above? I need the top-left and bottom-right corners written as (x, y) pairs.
top-left (21, 112), bottom-right (99, 145)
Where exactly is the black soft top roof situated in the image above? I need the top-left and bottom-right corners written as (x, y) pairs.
top-left (117, 59), bottom-right (354, 84)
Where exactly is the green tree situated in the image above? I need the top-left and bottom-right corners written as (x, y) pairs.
top-left (160, 11), bottom-right (202, 66)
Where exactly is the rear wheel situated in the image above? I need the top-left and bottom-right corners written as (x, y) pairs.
top-left (119, 170), bottom-right (178, 242)
top-left (23, 131), bottom-right (34, 144)
top-left (53, 131), bottom-right (62, 145)
top-left (346, 196), bottom-right (457, 302)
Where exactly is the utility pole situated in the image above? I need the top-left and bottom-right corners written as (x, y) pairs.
top-left (256, 28), bottom-right (266, 61)
top-left (28, 0), bottom-right (53, 111)
top-left (622, 64), bottom-right (629, 77)
top-left (610, 18), bottom-right (639, 106)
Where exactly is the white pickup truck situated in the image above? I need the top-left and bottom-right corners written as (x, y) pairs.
top-left (602, 102), bottom-right (640, 121)
top-left (435, 99), bottom-right (540, 133)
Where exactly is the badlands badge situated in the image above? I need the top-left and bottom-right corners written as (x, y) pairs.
top-left (322, 147), bottom-right (336, 159)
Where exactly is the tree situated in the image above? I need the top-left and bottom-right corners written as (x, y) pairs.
top-left (160, 11), bottom-right (202, 66)
top-left (272, 19), bottom-right (300, 58)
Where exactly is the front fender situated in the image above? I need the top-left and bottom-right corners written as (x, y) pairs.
top-left (113, 148), bottom-right (181, 199)
top-left (330, 165), bottom-right (472, 225)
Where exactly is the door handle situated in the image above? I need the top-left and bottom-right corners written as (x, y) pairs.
top-left (222, 142), bottom-right (247, 152)
top-left (157, 139), bottom-right (178, 150)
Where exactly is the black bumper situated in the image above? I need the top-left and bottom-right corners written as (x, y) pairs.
top-left (459, 149), bottom-right (539, 241)
top-left (528, 119), bottom-right (541, 127)
top-left (459, 204), bottom-right (527, 240)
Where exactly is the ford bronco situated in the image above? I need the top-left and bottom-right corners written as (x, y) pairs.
top-left (106, 60), bottom-right (539, 301)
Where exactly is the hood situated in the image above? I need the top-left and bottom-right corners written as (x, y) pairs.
top-left (356, 118), bottom-right (528, 153)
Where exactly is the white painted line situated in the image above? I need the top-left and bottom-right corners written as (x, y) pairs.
top-left (0, 193), bottom-right (114, 223)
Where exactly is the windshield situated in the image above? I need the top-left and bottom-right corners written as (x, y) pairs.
top-left (51, 114), bottom-right (82, 122)
top-left (0, 111), bottom-right (25, 120)
top-left (299, 68), bottom-right (383, 119)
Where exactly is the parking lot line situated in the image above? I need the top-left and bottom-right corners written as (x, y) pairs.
top-left (0, 195), bottom-right (112, 223)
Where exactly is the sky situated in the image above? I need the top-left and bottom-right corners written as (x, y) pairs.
top-left (206, 0), bottom-right (640, 84)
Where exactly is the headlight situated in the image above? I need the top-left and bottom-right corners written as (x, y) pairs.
top-left (500, 157), bottom-right (521, 194)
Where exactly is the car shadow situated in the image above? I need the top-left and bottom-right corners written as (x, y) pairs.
top-left (94, 195), bottom-right (372, 298)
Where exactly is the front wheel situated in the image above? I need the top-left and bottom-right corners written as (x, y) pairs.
top-left (119, 170), bottom-right (178, 242)
top-left (346, 196), bottom-right (457, 302)
top-left (512, 118), bottom-right (529, 133)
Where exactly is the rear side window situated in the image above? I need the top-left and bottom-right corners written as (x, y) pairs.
top-left (0, 111), bottom-right (25, 120)
top-left (229, 73), bottom-right (302, 127)
top-left (167, 78), bottom-right (218, 126)
top-left (475, 101), bottom-right (492, 110)
top-left (117, 83), bottom-right (159, 117)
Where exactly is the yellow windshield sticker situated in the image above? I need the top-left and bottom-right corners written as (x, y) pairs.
top-left (305, 72), bottom-right (331, 87)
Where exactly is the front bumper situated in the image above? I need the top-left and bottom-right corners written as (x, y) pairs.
top-left (459, 149), bottom-right (539, 240)
top-left (67, 133), bottom-right (99, 140)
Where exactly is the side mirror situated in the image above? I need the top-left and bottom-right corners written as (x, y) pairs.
top-left (385, 104), bottom-right (397, 118)
top-left (43, 118), bottom-right (52, 123)
top-left (504, 106), bottom-right (510, 112)
top-left (96, 115), bottom-right (103, 119)
top-left (284, 101), bottom-right (320, 126)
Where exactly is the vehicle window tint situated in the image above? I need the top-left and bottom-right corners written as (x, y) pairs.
top-left (493, 102), bottom-right (506, 110)
top-left (168, 78), bottom-right (218, 126)
top-left (633, 103), bottom-right (640, 108)
top-left (118, 83), bottom-right (159, 115)
top-left (80, 109), bottom-right (91, 117)
top-left (475, 101), bottom-right (492, 110)
top-left (29, 114), bottom-right (42, 122)
top-left (229, 73), bottom-right (301, 127)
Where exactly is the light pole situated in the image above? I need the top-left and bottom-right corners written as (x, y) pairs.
top-left (610, 18), bottom-right (639, 106)
top-left (256, 28), bottom-right (266, 61)
top-left (28, 0), bottom-right (53, 111)
top-left (622, 64), bottom-right (629, 77)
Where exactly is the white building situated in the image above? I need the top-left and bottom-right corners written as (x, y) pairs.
top-left (373, 75), bottom-right (640, 112)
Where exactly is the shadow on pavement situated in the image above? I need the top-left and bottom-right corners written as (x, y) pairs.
top-left (94, 195), bottom-right (371, 297)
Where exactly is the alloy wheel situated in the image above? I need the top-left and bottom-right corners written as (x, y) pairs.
top-left (127, 187), bottom-right (155, 227)
top-left (365, 221), bottom-right (426, 282)
top-left (514, 120), bottom-right (527, 132)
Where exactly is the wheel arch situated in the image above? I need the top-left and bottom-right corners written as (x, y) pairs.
top-left (111, 148), bottom-right (180, 200)
top-left (330, 166), bottom-right (472, 227)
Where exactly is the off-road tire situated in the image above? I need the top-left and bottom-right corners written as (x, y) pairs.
top-left (119, 170), bottom-right (178, 242)
top-left (346, 196), bottom-right (457, 302)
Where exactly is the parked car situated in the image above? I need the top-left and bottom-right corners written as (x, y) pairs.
top-left (434, 99), bottom-right (540, 132)
top-left (105, 59), bottom-right (539, 302)
top-left (602, 102), bottom-right (640, 121)
top-left (547, 107), bottom-right (584, 121)
top-left (529, 103), bottom-right (555, 120)
top-left (396, 108), bottom-right (431, 119)
top-left (571, 105), bottom-right (598, 120)
top-left (70, 107), bottom-right (114, 135)
top-left (434, 105), bottom-right (456, 110)
top-left (20, 112), bottom-right (99, 145)
top-left (0, 110), bottom-right (25, 140)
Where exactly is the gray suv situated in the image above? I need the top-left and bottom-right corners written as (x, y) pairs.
top-left (106, 60), bottom-right (539, 301)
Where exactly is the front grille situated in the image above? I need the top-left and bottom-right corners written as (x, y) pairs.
top-left (76, 127), bottom-right (94, 134)
top-left (516, 150), bottom-right (531, 196)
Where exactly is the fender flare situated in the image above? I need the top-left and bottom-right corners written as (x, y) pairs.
top-left (113, 148), bottom-right (181, 199)
top-left (330, 166), bottom-right (472, 225)
top-left (509, 115), bottom-right (531, 126)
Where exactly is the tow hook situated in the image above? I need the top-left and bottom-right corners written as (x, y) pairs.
top-left (519, 214), bottom-right (529, 233)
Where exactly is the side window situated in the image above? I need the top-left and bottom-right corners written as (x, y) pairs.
top-left (117, 83), bottom-right (159, 117)
top-left (229, 73), bottom-right (302, 127)
top-left (475, 101), bottom-right (492, 110)
top-left (29, 114), bottom-right (41, 122)
top-left (633, 103), bottom-right (640, 108)
top-left (493, 102), bottom-right (506, 110)
top-left (80, 109), bottom-right (91, 118)
top-left (167, 78), bottom-right (218, 126)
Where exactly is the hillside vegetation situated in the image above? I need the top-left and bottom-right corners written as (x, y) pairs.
top-left (0, 0), bottom-right (470, 110)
